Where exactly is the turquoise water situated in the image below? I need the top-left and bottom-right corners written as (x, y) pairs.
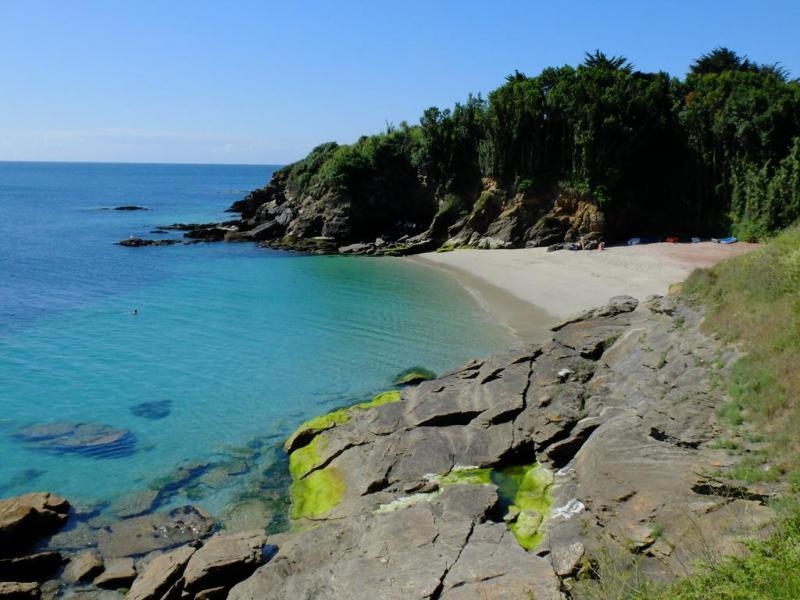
top-left (0, 162), bottom-right (514, 514)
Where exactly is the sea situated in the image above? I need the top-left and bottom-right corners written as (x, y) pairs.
top-left (0, 161), bottom-right (514, 519)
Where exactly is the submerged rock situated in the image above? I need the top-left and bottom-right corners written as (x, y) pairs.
top-left (14, 423), bottom-right (136, 459)
top-left (108, 490), bottom-right (159, 519)
top-left (95, 506), bottom-right (214, 558)
top-left (129, 400), bottom-right (172, 420)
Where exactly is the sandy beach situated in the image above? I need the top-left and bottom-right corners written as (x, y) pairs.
top-left (412, 242), bottom-right (758, 341)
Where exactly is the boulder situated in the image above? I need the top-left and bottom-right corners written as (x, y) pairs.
top-left (127, 546), bottom-right (195, 600)
top-left (0, 493), bottom-right (69, 555)
top-left (93, 558), bottom-right (135, 589)
top-left (14, 423), bottom-right (136, 459)
top-left (62, 550), bottom-right (104, 584)
top-left (95, 507), bottom-right (214, 558)
top-left (116, 238), bottom-right (184, 247)
top-left (182, 531), bottom-right (267, 593)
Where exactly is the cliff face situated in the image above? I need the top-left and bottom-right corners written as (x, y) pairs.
top-left (183, 160), bottom-right (605, 256)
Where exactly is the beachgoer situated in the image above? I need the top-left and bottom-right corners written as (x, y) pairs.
top-left (132, 309), bottom-right (138, 315)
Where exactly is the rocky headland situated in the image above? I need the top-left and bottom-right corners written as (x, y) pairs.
top-left (117, 156), bottom-right (605, 255)
top-left (0, 294), bottom-right (778, 599)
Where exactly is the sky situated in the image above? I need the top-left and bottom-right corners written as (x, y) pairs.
top-left (0, 1), bottom-right (798, 165)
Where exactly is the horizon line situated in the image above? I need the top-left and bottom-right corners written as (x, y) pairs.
top-left (0, 159), bottom-right (285, 168)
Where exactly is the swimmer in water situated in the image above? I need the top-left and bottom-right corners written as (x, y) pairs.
top-left (132, 309), bottom-right (138, 315)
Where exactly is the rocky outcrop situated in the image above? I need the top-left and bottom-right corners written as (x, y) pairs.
top-left (225, 294), bottom-right (775, 598)
top-left (120, 158), bottom-right (605, 255)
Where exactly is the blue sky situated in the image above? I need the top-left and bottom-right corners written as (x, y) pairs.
top-left (1, 1), bottom-right (798, 165)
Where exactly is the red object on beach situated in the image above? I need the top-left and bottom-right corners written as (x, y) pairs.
top-left (665, 236), bottom-right (679, 243)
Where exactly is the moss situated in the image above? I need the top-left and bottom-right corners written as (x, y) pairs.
top-left (289, 434), bottom-right (329, 480)
top-left (393, 367), bottom-right (437, 387)
top-left (289, 465), bottom-right (345, 520)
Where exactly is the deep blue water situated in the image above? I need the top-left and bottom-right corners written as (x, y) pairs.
top-left (0, 162), bottom-right (513, 516)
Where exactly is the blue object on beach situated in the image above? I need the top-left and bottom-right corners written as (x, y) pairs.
top-left (691, 237), bottom-right (701, 243)
top-left (720, 237), bottom-right (738, 244)
top-left (627, 237), bottom-right (641, 246)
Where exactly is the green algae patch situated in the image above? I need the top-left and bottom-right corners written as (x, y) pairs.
top-left (434, 462), bottom-right (553, 551)
top-left (439, 466), bottom-right (493, 486)
top-left (392, 367), bottom-right (437, 386)
top-left (289, 433), bottom-right (329, 480)
top-left (495, 463), bottom-right (554, 550)
top-left (284, 409), bottom-right (351, 452)
top-left (289, 465), bottom-right (345, 520)
top-left (284, 391), bottom-right (402, 453)
top-left (355, 390), bottom-right (401, 409)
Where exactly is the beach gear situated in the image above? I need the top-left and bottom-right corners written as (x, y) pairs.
top-left (665, 236), bottom-right (679, 243)
top-left (720, 237), bottom-right (738, 244)
top-left (691, 237), bottom-right (701, 243)
top-left (627, 237), bottom-right (641, 246)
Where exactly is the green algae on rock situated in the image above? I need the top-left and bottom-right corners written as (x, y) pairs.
top-left (392, 367), bottom-right (437, 387)
top-left (289, 465), bottom-right (345, 520)
top-left (289, 433), bottom-right (329, 480)
top-left (435, 462), bottom-right (553, 550)
top-left (284, 390), bottom-right (402, 452)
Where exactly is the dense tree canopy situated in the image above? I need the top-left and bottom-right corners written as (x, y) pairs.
top-left (277, 48), bottom-right (800, 241)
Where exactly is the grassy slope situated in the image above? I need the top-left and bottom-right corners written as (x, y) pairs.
top-left (622, 227), bottom-right (800, 599)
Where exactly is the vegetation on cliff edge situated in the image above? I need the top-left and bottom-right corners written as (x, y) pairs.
top-left (248, 48), bottom-right (800, 242)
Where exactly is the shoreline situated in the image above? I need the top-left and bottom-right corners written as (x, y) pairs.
top-left (413, 242), bottom-right (758, 328)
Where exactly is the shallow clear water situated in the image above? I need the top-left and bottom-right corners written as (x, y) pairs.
top-left (0, 162), bottom-right (514, 514)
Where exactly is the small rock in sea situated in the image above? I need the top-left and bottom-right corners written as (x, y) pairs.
top-left (117, 237), bottom-right (184, 247)
top-left (112, 205), bottom-right (147, 211)
top-left (130, 400), bottom-right (172, 420)
top-left (14, 422), bottom-right (136, 459)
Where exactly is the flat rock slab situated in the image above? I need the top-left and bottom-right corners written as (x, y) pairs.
top-left (14, 423), bottom-right (136, 459)
top-left (0, 551), bottom-right (63, 582)
top-left (183, 530), bottom-right (267, 593)
top-left (93, 557), bottom-right (136, 589)
top-left (96, 506), bottom-right (214, 558)
top-left (0, 582), bottom-right (39, 599)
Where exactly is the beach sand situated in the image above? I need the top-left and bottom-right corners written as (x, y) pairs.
top-left (411, 242), bottom-right (758, 342)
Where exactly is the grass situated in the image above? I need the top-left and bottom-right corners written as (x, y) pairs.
top-left (599, 226), bottom-right (800, 599)
top-left (683, 225), bottom-right (800, 487)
